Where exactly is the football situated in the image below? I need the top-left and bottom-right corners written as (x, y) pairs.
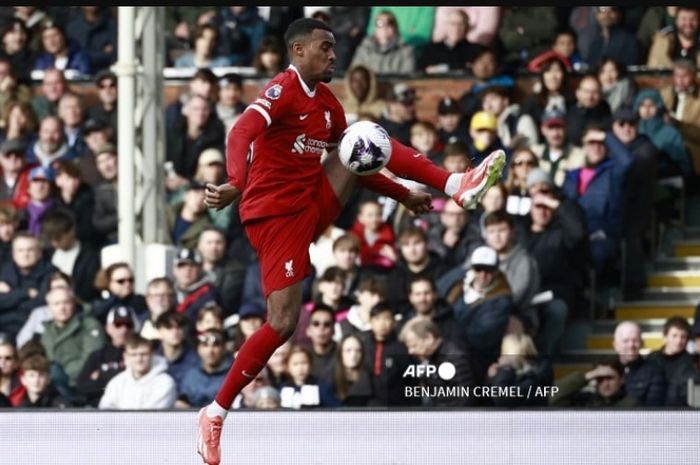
top-left (338, 121), bottom-right (392, 176)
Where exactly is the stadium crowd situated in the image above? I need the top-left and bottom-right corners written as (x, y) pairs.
top-left (0, 6), bottom-right (700, 410)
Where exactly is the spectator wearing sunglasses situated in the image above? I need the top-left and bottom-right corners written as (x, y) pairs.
top-left (178, 329), bottom-right (232, 408)
top-left (90, 262), bottom-right (148, 325)
top-left (531, 109), bottom-right (585, 187)
top-left (303, 304), bottom-right (337, 386)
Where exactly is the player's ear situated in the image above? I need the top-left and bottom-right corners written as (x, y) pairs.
top-left (291, 40), bottom-right (305, 58)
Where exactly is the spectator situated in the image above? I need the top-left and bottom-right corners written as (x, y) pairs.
top-left (433, 7), bottom-right (501, 47)
top-left (475, 183), bottom-right (509, 240)
top-left (52, 160), bottom-right (98, 246)
top-left (65, 7), bottom-right (117, 72)
top-left (419, 9), bottom-right (483, 74)
top-left (531, 109), bottom-right (586, 187)
top-left (279, 344), bottom-right (341, 409)
top-left (139, 277), bottom-right (177, 340)
top-left (41, 286), bottom-right (105, 403)
top-left (227, 301), bottom-right (264, 355)
top-left (486, 333), bottom-right (553, 406)
top-left (91, 143), bottom-right (118, 243)
top-left (597, 56), bottom-right (637, 113)
top-left (504, 147), bottom-right (539, 218)
top-left (341, 64), bottom-right (386, 124)
top-left (566, 74), bottom-right (613, 145)
top-left (215, 7), bottom-right (267, 66)
top-left (27, 115), bottom-right (77, 169)
top-left (376, 82), bottom-right (418, 145)
top-left (327, 7), bottom-right (370, 73)
top-left (331, 234), bottom-right (364, 297)
top-left (409, 122), bottom-right (441, 162)
top-left (638, 7), bottom-right (677, 58)
top-left (1, 100), bottom-right (38, 147)
top-left (172, 247), bottom-right (219, 325)
top-left (175, 23), bottom-right (231, 70)
top-left (435, 98), bottom-right (468, 146)
top-left (350, 199), bottom-right (397, 272)
top-left (56, 92), bottom-right (87, 158)
top-left (466, 110), bottom-right (510, 168)
top-left (521, 55), bottom-right (573, 127)
top-left (399, 276), bottom-right (462, 346)
top-left (399, 316), bottom-right (478, 406)
top-left (562, 125), bottom-right (633, 274)
top-left (215, 73), bottom-right (246, 134)
top-left (14, 7), bottom-right (53, 55)
top-left (608, 107), bottom-right (659, 300)
top-left (497, 7), bottom-right (559, 70)
top-left (364, 7), bottom-right (435, 49)
top-left (648, 317), bottom-right (696, 407)
top-left (165, 68), bottom-right (218, 132)
top-left (647, 7), bottom-right (700, 69)
top-left (0, 206), bottom-right (19, 264)
top-left (193, 149), bottom-right (234, 232)
top-left (16, 353), bottom-right (68, 408)
top-left (659, 59), bottom-right (700, 174)
top-left (154, 311), bottom-right (200, 392)
top-left (75, 304), bottom-right (138, 407)
top-left (581, 6), bottom-right (640, 68)
top-left (14, 270), bottom-right (72, 348)
top-left (197, 227), bottom-right (246, 316)
top-left (252, 35), bottom-right (286, 77)
top-left (458, 47), bottom-right (515, 121)
top-left (612, 321), bottom-right (667, 406)
top-left (0, 60), bottom-right (33, 132)
top-left (77, 118), bottom-right (113, 187)
top-left (350, 10), bottom-right (416, 75)
top-left (0, 339), bottom-right (23, 406)
top-left (427, 198), bottom-right (481, 269)
top-left (337, 277), bottom-right (384, 342)
top-left (0, 19), bottom-right (35, 83)
top-left (33, 21), bottom-right (91, 76)
top-left (308, 267), bottom-right (354, 326)
top-left (332, 333), bottom-right (374, 406)
top-left (528, 28), bottom-right (584, 73)
top-left (178, 329), bottom-right (232, 408)
top-left (91, 262), bottom-right (148, 324)
top-left (166, 93), bottom-right (225, 184)
top-left (166, 181), bottom-right (212, 250)
top-left (447, 245), bottom-right (511, 379)
top-left (41, 208), bottom-right (100, 303)
top-left (86, 70), bottom-right (117, 137)
top-left (164, 7), bottom-right (213, 65)
top-left (99, 334), bottom-right (177, 409)
top-left (301, 304), bottom-right (337, 386)
top-left (387, 226), bottom-right (449, 315)
top-left (251, 385), bottom-right (281, 410)
top-left (524, 170), bottom-right (588, 320)
top-left (23, 165), bottom-right (57, 237)
top-left (481, 85), bottom-right (539, 149)
top-left (30, 68), bottom-right (67, 121)
top-left (0, 139), bottom-right (34, 210)
top-left (231, 364), bottom-right (273, 410)
top-left (550, 358), bottom-right (638, 407)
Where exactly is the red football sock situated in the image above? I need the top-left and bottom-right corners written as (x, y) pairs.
top-left (385, 138), bottom-right (450, 191)
top-left (214, 322), bottom-right (286, 409)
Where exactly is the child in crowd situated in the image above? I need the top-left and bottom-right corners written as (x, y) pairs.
top-left (350, 200), bottom-right (397, 272)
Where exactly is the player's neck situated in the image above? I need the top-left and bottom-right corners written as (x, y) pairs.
top-left (290, 63), bottom-right (318, 91)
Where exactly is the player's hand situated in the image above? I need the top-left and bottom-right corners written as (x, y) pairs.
top-left (401, 190), bottom-right (433, 215)
top-left (204, 182), bottom-right (241, 210)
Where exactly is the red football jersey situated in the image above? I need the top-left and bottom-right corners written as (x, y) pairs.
top-left (238, 65), bottom-right (348, 223)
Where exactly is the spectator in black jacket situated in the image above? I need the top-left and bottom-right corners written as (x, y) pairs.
top-left (53, 160), bottom-right (99, 248)
top-left (86, 71), bottom-right (117, 137)
top-left (41, 208), bottom-right (100, 303)
top-left (426, 198), bottom-right (483, 269)
top-left (648, 317), bottom-right (697, 407)
top-left (565, 74), bottom-right (612, 145)
top-left (303, 304), bottom-right (337, 387)
top-left (66, 7), bottom-right (117, 72)
top-left (613, 321), bottom-right (667, 406)
top-left (332, 333), bottom-right (375, 407)
top-left (16, 353), bottom-right (69, 408)
top-left (197, 226), bottom-right (246, 316)
top-left (91, 142), bottom-right (117, 244)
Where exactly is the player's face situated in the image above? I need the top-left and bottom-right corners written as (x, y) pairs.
top-left (301, 29), bottom-right (336, 83)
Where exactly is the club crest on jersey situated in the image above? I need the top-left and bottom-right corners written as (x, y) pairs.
top-left (265, 84), bottom-right (283, 100)
top-left (325, 111), bottom-right (331, 129)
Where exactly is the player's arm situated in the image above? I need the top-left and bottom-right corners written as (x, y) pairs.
top-left (204, 108), bottom-right (267, 210)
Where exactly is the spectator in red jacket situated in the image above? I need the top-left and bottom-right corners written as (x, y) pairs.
top-left (350, 199), bottom-right (397, 272)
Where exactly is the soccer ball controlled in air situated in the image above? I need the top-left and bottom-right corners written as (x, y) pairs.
top-left (338, 121), bottom-right (393, 176)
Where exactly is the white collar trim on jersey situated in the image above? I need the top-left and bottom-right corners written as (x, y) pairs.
top-left (288, 64), bottom-right (316, 98)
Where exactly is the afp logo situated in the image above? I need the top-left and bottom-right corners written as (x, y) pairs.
top-left (402, 362), bottom-right (456, 381)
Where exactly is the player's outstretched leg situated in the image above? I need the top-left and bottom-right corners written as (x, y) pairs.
top-left (451, 149), bottom-right (506, 209)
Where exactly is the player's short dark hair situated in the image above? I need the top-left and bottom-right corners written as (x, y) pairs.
top-left (284, 17), bottom-right (333, 49)
top-left (483, 210), bottom-right (513, 229)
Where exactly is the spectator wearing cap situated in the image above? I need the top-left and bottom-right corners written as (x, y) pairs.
top-left (57, 92), bottom-right (88, 157)
top-left (647, 7), bottom-right (700, 69)
top-left (565, 74), bottom-right (612, 146)
top-left (436, 97), bottom-right (468, 146)
top-left (31, 68), bottom-right (68, 122)
top-left (520, 54), bottom-right (573, 128)
top-left (174, 23), bottom-right (232, 70)
top-left (341, 64), bottom-right (386, 124)
top-left (597, 57), bottom-right (637, 114)
top-left (480, 85), bottom-right (539, 150)
top-left (90, 262), bottom-right (148, 324)
top-left (531, 109), bottom-right (585, 187)
top-left (0, 138), bottom-right (36, 210)
top-left (523, 169), bottom-right (589, 338)
top-left (41, 208), bottom-right (100, 302)
top-left (24, 165), bottom-right (58, 237)
top-left (65, 7), bottom-right (117, 73)
top-left (32, 21), bottom-right (92, 76)
top-left (166, 180), bottom-right (212, 250)
top-left (647, 316), bottom-right (696, 407)
top-left (563, 124), bottom-right (634, 274)
top-left (550, 358), bottom-right (638, 407)
top-left (197, 226), bottom-right (246, 315)
top-left (377, 82), bottom-right (418, 145)
top-left (91, 142), bottom-right (118, 244)
top-left (154, 311), bottom-right (200, 392)
top-left (172, 247), bottom-right (220, 325)
top-left (99, 334), bottom-right (177, 409)
top-left (75, 304), bottom-right (138, 407)
top-left (178, 328), bottom-right (232, 408)
top-left (216, 73), bottom-right (246, 133)
top-left (214, 7), bottom-right (267, 66)
top-left (41, 286), bottom-right (105, 404)
top-left (466, 110), bottom-right (511, 169)
top-left (458, 47), bottom-right (515, 122)
top-left (497, 7), bottom-right (559, 70)
top-left (87, 70), bottom-right (118, 137)
top-left (0, 20), bottom-right (35, 84)
top-left (26, 115), bottom-right (78, 170)
top-left (0, 232), bottom-right (56, 340)
top-left (350, 10), bottom-right (416, 75)
top-left (418, 9), bottom-right (483, 74)
top-left (609, 106), bottom-right (659, 300)
top-left (166, 93), bottom-right (225, 187)
top-left (228, 300), bottom-right (266, 356)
